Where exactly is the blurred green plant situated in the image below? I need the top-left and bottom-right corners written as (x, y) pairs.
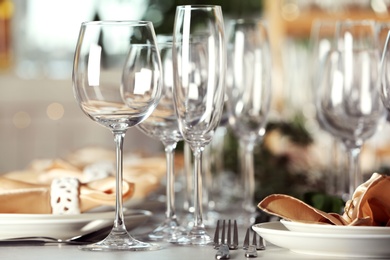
top-left (226, 114), bottom-right (344, 213)
top-left (143, 0), bottom-right (264, 34)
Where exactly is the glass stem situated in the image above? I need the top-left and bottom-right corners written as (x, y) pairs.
top-left (113, 131), bottom-right (126, 233)
top-left (192, 146), bottom-right (204, 229)
top-left (163, 141), bottom-right (178, 221)
top-left (347, 146), bottom-right (362, 198)
top-left (242, 141), bottom-right (255, 213)
top-left (183, 143), bottom-right (193, 212)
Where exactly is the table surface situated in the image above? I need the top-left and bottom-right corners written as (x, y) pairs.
top-left (0, 219), bottom-right (380, 260)
top-left (0, 202), bottom-right (387, 260)
top-left (0, 241), bottom-right (341, 260)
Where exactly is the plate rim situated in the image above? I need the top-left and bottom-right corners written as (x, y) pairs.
top-left (253, 222), bottom-right (390, 258)
top-left (0, 209), bottom-right (151, 222)
top-left (280, 219), bottom-right (390, 234)
top-left (0, 209), bottom-right (152, 240)
top-left (253, 221), bottom-right (390, 239)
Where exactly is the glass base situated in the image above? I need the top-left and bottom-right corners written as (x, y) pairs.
top-left (79, 229), bottom-right (161, 251)
top-left (148, 219), bottom-right (187, 242)
top-left (173, 226), bottom-right (212, 246)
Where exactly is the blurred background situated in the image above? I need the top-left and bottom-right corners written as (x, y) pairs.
top-left (0, 0), bottom-right (390, 185)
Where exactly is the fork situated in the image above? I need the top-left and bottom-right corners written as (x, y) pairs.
top-left (214, 219), bottom-right (239, 259)
top-left (243, 226), bottom-right (266, 258)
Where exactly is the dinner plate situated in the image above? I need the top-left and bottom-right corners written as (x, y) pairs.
top-left (253, 222), bottom-right (390, 258)
top-left (280, 219), bottom-right (390, 235)
top-left (0, 209), bottom-right (151, 240)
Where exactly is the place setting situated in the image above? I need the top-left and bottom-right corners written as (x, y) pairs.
top-left (4, 2), bottom-right (390, 260)
top-left (253, 173), bottom-right (390, 258)
top-left (0, 149), bottom-right (164, 244)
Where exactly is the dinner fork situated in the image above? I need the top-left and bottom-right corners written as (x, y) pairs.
top-left (243, 226), bottom-right (266, 258)
top-left (214, 219), bottom-right (239, 259)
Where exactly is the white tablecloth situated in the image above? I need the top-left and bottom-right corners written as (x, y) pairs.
top-left (0, 243), bottom-right (341, 260)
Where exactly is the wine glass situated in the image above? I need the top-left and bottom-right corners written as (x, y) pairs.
top-left (225, 18), bottom-right (272, 224)
top-left (172, 5), bottom-right (226, 245)
top-left (316, 20), bottom-right (385, 200)
top-left (72, 20), bottom-right (162, 251)
top-left (137, 35), bottom-right (187, 242)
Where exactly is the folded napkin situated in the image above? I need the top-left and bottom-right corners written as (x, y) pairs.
top-left (1, 146), bottom-right (178, 214)
top-left (258, 173), bottom-right (390, 226)
top-left (0, 176), bottom-right (134, 214)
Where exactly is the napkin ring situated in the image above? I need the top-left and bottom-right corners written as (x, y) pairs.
top-left (50, 177), bottom-right (80, 215)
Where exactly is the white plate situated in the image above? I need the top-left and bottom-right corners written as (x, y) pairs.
top-left (0, 209), bottom-right (151, 240)
top-left (280, 219), bottom-right (390, 235)
top-left (253, 222), bottom-right (390, 258)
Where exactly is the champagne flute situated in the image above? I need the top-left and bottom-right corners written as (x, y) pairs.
top-left (172, 5), bottom-right (226, 245)
top-left (309, 19), bottom-right (347, 197)
top-left (225, 18), bottom-right (272, 224)
top-left (317, 20), bottom-right (385, 199)
top-left (137, 35), bottom-right (187, 242)
top-left (72, 20), bottom-right (162, 251)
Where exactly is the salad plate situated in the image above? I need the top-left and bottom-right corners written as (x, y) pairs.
top-left (253, 222), bottom-right (390, 258)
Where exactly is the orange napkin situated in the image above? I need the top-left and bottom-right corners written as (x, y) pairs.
top-left (0, 176), bottom-right (134, 214)
top-left (258, 173), bottom-right (390, 226)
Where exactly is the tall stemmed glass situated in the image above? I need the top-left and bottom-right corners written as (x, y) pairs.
top-left (72, 21), bottom-right (162, 251)
top-left (225, 19), bottom-right (272, 224)
top-left (317, 20), bottom-right (385, 199)
top-left (172, 5), bottom-right (226, 245)
top-left (309, 19), bottom-right (347, 197)
top-left (137, 35), bottom-right (187, 242)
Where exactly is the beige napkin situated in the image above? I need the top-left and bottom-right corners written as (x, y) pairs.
top-left (0, 176), bottom-right (134, 214)
top-left (258, 173), bottom-right (390, 226)
top-left (0, 147), bottom-right (181, 213)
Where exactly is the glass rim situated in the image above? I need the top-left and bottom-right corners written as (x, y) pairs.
top-left (81, 20), bottom-right (153, 27)
top-left (176, 4), bottom-right (221, 9)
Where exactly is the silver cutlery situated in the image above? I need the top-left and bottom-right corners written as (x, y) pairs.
top-left (214, 219), bottom-right (239, 259)
top-left (243, 226), bottom-right (266, 258)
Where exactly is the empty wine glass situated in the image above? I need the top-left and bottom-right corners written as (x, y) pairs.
top-left (172, 5), bottom-right (226, 245)
top-left (137, 35), bottom-right (187, 242)
top-left (316, 20), bottom-right (385, 199)
top-left (72, 20), bottom-right (162, 251)
top-left (225, 18), bottom-right (272, 224)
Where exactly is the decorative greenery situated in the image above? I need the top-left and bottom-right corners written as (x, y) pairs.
top-left (221, 114), bottom-right (345, 213)
top-left (145, 0), bottom-right (264, 34)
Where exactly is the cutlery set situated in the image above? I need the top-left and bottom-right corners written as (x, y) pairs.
top-left (213, 220), bottom-right (265, 259)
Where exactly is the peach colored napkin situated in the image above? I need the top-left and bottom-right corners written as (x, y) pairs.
top-left (0, 176), bottom-right (134, 214)
top-left (258, 173), bottom-right (390, 226)
top-left (1, 146), bottom-right (179, 212)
